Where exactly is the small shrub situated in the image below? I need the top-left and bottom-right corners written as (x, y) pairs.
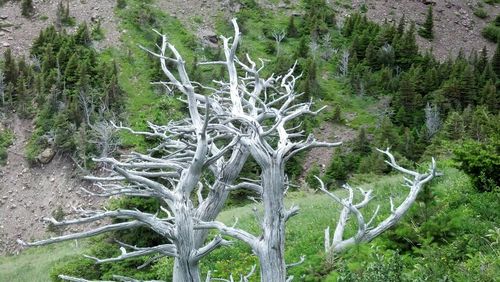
top-left (473, 8), bottom-right (488, 19)
top-left (116, 0), bottom-right (126, 9)
top-left (482, 24), bottom-right (500, 42)
top-left (21, 0), bottom-right (34, 17)
top-left (0, 128), bottom-right (13, 165)
top-left (453, 139), bottom-right (500, 192)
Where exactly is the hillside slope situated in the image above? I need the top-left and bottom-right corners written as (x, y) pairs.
top-left (0, 115), bottom-right (104, 255)
top-left (349, 0), bottom-right (500, 60)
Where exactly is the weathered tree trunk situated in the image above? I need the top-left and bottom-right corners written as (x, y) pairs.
top-left (173, 199), bottom-right (201, 282)
top-left (193, 147), bottom-right (250, 248)
top-left (257, 161), bottom-right (287, 282)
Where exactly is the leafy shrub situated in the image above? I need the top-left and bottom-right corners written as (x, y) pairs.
top-left (453, 139), bottom-right (500, 192)
top-left (116, 0), bottom-right (127, 9)
top-left (473, 8), bottom-right (488, 19)
top-left (0, 128), bottom-right (13, 165)
top-left (482, 24), bottom-right (500, 42)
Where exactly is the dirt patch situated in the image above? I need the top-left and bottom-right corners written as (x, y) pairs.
top-left (0, 0), bottom-right (120, 57)
top-left (342, 0), bottom-right (500, 61)
top-left (0, 115), bottom-right (103, 255)
top-left (153, 0), bottom-right (240, 41)
top-left (300, 121), bottom-right (357, 182)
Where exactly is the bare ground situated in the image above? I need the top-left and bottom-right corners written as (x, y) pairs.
top-left (0, 0), bottom-right (120, 57)
top-left (0, 115), bottom-right (104, 255)
top-left (300, 119), bottom-right (357, 182)
top-left (346, 0), bottom-right (500, 60)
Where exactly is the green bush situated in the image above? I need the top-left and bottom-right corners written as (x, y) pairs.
top-left (453, 139), bottom-right (500, 192)
top-left (473, 8), bottom-right (488, 19)
top-left (482, 24), bottom-right (500, 42)
top-left (0, 128), bottom-right (13, 165)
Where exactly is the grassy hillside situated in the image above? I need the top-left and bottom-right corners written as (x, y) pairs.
top-left (0, 241), bottom-right (87, 282)
top-left (2, 161), bottom-right (497, 281)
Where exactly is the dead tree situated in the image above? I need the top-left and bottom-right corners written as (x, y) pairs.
top-left (320, 148), bottom-right (438, 254)
top-left (192, 19), bottom-right (342, 281)
top-left (17, 25), bottom-right (253, 282)
top-left (17, 19), bottom-right (435, 282)
top-left (272, 29), bottom-right (286, 56)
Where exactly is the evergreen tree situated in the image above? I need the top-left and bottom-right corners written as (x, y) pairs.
top-left (493, 41), bottom-right (500, 78)
top-left (74, 23), bottom-right (92, 46)
top-left (481, 80), bottom-right (499, 111)
top-left (286, 16), bottom-right (299, 38)
top-left (300, 58), bottom-right (321, 100)
top-left (418, 6), bottom-right (434, 40)
top-left (396, 14), bottom-right (406, 37)
top-left (459, 65), bottom-right (478, 107)
top-left (3, 48), bottom-right (18, 85)
top-left (395, 22), bottom-right (419, 69)
top-left (21, 0), bottom-right (34, 17)
top-left (364, 42), bottom-right (378, 69)
top-left (294, 36), bottom-right (309, 59)
top-left (353, 127), bottom-right (371, 154)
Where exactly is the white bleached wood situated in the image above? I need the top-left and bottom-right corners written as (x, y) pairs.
top-left (320, 149), bottom-right (438, 254)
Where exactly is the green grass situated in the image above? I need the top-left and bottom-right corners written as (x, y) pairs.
top-left (111, 0), bottom-right (197, 149)
top-left (0, 241), bottom-right (88, 282)
top-left (0, 160), bottom-right (487, 281)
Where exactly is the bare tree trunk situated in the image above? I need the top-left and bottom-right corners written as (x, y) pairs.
top-left (193, 147), bottom-right (250, 248)
top-left (173, 200), bottom-right (201, 282)
top-left (257, 162), bottom-right (287, 282)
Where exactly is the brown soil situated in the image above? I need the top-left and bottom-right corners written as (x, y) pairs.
top-left (0, 115), bottom-right (103, 255)
top-left (300, 120), bottom-right (357, 182)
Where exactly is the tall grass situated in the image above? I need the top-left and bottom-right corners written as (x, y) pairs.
top-left (0, 241), bottom-right (87, 282)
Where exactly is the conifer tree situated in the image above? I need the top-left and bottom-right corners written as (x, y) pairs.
top-left (353, 127), bottom-right (371, 154)
top-left (74, 23), bottom-right (92, 46)
top-left (418, 6), bottom-right (434, 40)
top-left (396, 14), bottom-right (406, 37)
top-left (286, 16), bottom-right (299, 38)
top-left (481, 80), bottom-right (499, 111)
top-left (295, 36), bottom-right (309, 59)
top-left (3, 48), bottom-right (18, 85)
top-left (395, 22), bottom-right (419, 69)
top-left (364, 42), bottom-right (378, 69)
top-left (493, 41), bottom-right (500, 78)
top-left (21, 0), bottom-right (34, 17)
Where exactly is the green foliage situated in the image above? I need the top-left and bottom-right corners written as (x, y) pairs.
top-left (473, 7), bottom-right (488, 19)
top-left (482, 25), bottom-right (500, 43)
top-left (454, 138), bottom-right (500, 192)
top-left (418, 5), bottom-right (434, 40)
top-left (21, 0), bottom-right (34, 17)
top-left (116, 0), bottom-right (127, 9)
top-left (326, 247), bottom-right (404, 282)
top-left (0, 127), bottom-right (13, 165)
top-left (56, 0), bottom-right (75, 27)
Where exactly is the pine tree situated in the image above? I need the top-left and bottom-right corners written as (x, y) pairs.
top-left (493, 41), bottom-right (500, 78)
top-left (396, 14), bottom-right (406, 37)
top-left (74, 23), bottom-right (92, 46)
top-left (300, 58), bottom-right (321, 100)
top-left (395, 22), bottom-right (419, 69)
top-left (353, 127), bottom-right (371, 154)
top-left (3, 48), bottom-right (18, 85)
top-left (481, 80), bottom-right (499, 111)
top-left (21, 0), bottom-right (34, 17)
top-left (418, 6), bottom-right (434, 40)
top-left (286, 16), bottom-right (299, 38)
top-left (364, 43), bottom-right (378, 69)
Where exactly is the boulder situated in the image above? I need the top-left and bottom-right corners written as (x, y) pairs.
top-left (37, 148), bottom-right (55, 164)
